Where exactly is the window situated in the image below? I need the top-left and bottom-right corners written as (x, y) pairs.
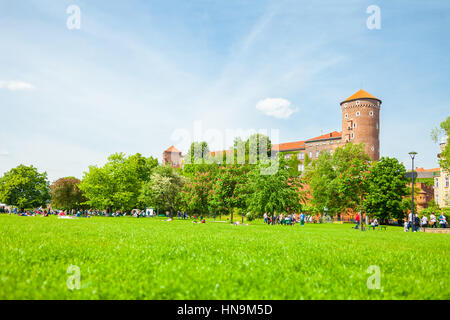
top-left (376, 123), bottom-right (379, 130)
top-left (369, 111), bottom-right (374, 117)
top-left (298, 152), bottom-right (304, 160)
top-left (351, 133), bottom-right (354, 139)
top-left (436, 194), bottom-right (439, 204)
top-left (316, 150), bottom-right (319, 158)
top-left (285, 154), bottom-right (291, 159)
top-left (345, 114), bottom-right (348, 118)
top-left (298, 164), bottom-right (304, 172)
top-left (446, 177), bottom-right (449, 188)
top-left (356, 111), bottom-right (361, 117)
top-left (309, 151), bottom-right (313, 158)
top-left (436, 178), bottom-right (439, 188)
top-left (330, 140), bottom-right (333, 144)
top-left (356, 100), bottom-right (361, 106)
top-left (353, 123), bottom-right (357, 129)
top-left (371, 146), bottom-right (375, 152)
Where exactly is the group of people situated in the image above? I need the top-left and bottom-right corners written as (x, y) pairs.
top-left (404, 212), bottom-right (447, 232)
top-left (263, 213), bottom-right (306, 226)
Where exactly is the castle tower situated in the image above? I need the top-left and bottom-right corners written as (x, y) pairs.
top-left (340, 89), bottom-right (381, 161)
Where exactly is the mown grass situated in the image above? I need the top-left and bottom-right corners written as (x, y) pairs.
top-left (0, 215), bottom-right (448, 300)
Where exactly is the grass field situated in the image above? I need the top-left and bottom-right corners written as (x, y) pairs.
top-left (0, 215), bottom-right (448, 300)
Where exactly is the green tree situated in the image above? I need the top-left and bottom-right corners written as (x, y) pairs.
top-left (185, 141), bottom-right (210, 165)
top-left (139, 165), bottom-right (186, 215)
top-left (248, 157), bottom-right (304, 223)
top-left (210, 164), bottom-right (251, 223)
top-left (363, 157), bottom-right (409, 222)
top-left (50, 177), bottom-right (87, 211)
top-left (79, 153), bottom-right (158, 212)
top-left (180, 170), bottom-right (215, 217)
top-left (432, 116), bottom-right (450, 172)
top-left (0, 165), bottom-right (50, 211)
top-left (306, 143), bottom-right (371, 218)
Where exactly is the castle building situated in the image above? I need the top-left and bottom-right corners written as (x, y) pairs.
top-left (163, 89), bottom-right (382, 169)
top-left (272, 89), bottom-right (381, 164)
top-left (435, 137), bottom-right (449, 208)
top-left (162, 146), bottom-right (183, 168)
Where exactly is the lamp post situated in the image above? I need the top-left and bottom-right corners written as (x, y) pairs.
top-left (409, 152), bottom-right (417, 232)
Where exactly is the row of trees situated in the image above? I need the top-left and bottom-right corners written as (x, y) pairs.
top-left (2, 114), bottom-right (448, 220)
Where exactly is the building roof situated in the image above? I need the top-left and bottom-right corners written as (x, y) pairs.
top-left (341, 89), bottom-right (381, 104)
top-left (415, 167), bottom-right (440, 173)
top-left (165, 145), bottom-right (181, 153)
top-left (210, 150), bottom-right (233, 157)
top-left (306, 131), bottom-right (342, 142)
top-left (272, 141), bottom-right (305, 152)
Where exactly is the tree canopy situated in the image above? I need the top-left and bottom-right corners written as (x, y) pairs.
top-left (0, 165), bottom-right (50, 211)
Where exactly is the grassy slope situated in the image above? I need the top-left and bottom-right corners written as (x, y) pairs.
top-left (0, 215), bottom-right (448, 300)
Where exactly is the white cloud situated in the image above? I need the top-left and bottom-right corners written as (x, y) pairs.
top-left (256, 98), bottom-right (297, 119)
top-left (0, 81), bottom-right (35, 91)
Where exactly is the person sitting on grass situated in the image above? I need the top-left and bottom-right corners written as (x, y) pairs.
top-left (371, 218), bottom-right (379, 228)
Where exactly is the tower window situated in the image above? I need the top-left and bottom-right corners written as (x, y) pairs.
top-left (353, 123), bottom-right (357, 129)
top-left (371, 146), bottom-right (375, 152)
top-left (369, 111), bottom-right (374, 117)
top-left (356, 101), bottom-right (361, 106)
top-left (356, 111), bottom-right (361, 117)
top-left (345, 114), bottom-right (348, 119)
top-left (351, 133), bottom-right (354, 139)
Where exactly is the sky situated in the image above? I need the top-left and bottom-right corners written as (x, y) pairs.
top-left (0, 0), bottom-right (449, 182)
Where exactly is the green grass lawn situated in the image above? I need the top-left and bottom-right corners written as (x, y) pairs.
top-left (0, 215), bottom-right (448, 300)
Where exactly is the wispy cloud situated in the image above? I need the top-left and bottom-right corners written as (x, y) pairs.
top-left (256, 98), bottom-right (297, 119)
top-left (0, 151), bottom-right (9, 157)
top-left (0, 81), bottom-right (35, 91)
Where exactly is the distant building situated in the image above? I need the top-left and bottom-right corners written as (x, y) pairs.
top-left (162, 146), bottom-right (183, 168)
top-left (435, 137), bottom-right (449, 208)
top-left (163, 89), bottom-right (382, 170)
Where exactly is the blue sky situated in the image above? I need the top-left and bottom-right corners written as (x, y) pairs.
top-left (0, 0), bottom-right (449, 181)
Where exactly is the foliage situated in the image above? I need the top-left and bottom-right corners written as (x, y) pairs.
top-left (432, 116), bottom-right (450, 172)
top-left (209, 164), bottom-right (251, 222)
top-left (0, 165), bottom-right (50, 211)
top-left (363, 157), bottom-right (410, 221)
top-left (180, 170), bottom-right (215, 216)
top-left (79, 153), bottom-right (158, 212)
top-left (185, 141), bottom-right (210, 165)
top-left (247, 157), bottom-right (305, 220)
top-left (306, 143), bottom-right (370, 216)
top-left (139, 166), bottom-right (186, 215)
top-left (50, 177), bottom-right (86, 211)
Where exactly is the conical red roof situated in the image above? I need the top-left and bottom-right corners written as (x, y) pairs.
top-left (341, 89), bottom-right (381, 104)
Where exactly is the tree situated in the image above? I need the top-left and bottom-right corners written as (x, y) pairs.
top-left (210, 164), bottom-right (251, 223)
top-left (180, 170), bottom-right (215, 217)
top-left (79, 153), bottom-right (158, 212)
top-left (306, 143), bottom-right (371, 218)
top-left (0, 165), bottom-right (50, 211)
top-left (50, 177), bottom-right (87, 211)
top-left (248, 157), bottom-right (304, 223)
top-left (363, 157), bottom-right (409, 222)
top-left (185, 141), bottom-right (210, 165)
top-left (432, 116), bottom-right (450, 172)
top-left (139, 165), bottom-right (186, 215)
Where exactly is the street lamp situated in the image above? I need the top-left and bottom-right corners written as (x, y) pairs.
top-left (409, 151), bottom-right (418, 232)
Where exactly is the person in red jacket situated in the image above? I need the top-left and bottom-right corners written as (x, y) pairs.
top-left (354, 213), bottom-right (360, 229)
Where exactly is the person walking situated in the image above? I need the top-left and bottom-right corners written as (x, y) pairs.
top-left (421, 215), bottom-right (428, 228)
top-left (414, 214), bottom-right (420, 232)
top-left (430, 212), bottom-right (437, 228)
top-left (439, 213), bottom-right (447, 228)
top-left (354, 213), bottom-right (360, 229)
top-left (300, 213), bottom-right (305, 226)
top-left (263, 213), bottom-right (268, 224)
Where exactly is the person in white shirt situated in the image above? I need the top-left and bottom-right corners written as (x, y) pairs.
top-left (430, 213), bottom-right (437, 228)
top-left (421, 215), bottom-right (428, 227)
